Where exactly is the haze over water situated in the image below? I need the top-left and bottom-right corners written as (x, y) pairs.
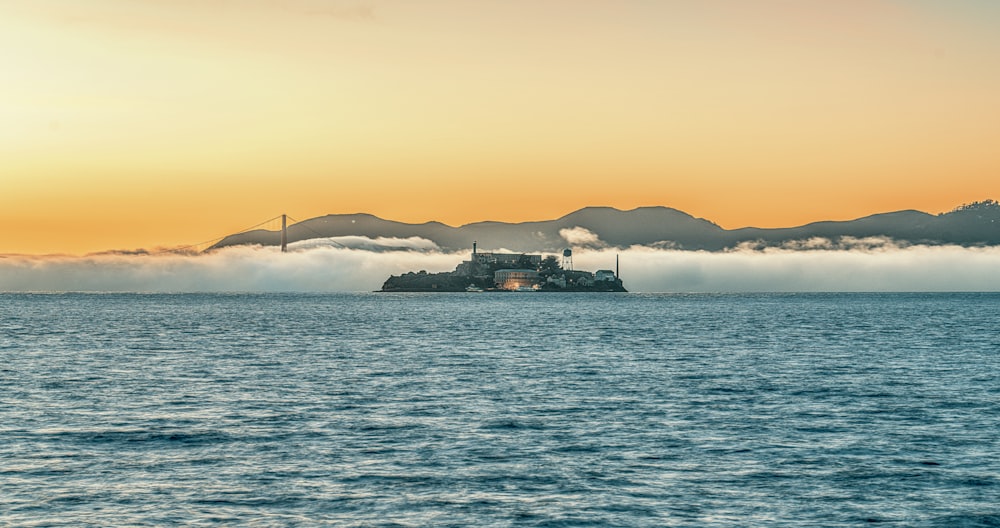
top-left (3, 292), bottom-right (998, 526)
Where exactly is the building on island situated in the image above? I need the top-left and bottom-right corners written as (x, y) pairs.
top-left (473, 252), bottom-right (541, 268)
top-left (494, 269), bottom-right (540, 290)
top-left (595, 270), bottom-right (617, 282)
top-left (573, 271), bottom-right (595, 287)
top-left (381, 241), bottom-right (626, 292)
top-left (454, 241), bottom-right (542, 277)
top-left (547, 274), bottom-right (567, 288)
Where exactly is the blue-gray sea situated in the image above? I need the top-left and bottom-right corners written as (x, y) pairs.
top-left (2, 292), bottom-right (999, 527)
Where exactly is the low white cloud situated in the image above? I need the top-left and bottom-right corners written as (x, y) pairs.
top-left (0, 246), bottom-right (460, 293)
top-left (738, 236), bottom-right (906, 252)
top-left (288, 235), bottom-right (439, 252)
top-left (559, 227), bottom-right (604, 248)
top-left (572, 245), bottom-right (1000, 292)
top-left (2, 244), bottom-right (1000, 293)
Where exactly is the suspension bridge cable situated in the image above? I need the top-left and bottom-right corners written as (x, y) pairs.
top-left (153, 215), bottom-right (286, 255)
top-left (286, 216), bottom-right (330, 240)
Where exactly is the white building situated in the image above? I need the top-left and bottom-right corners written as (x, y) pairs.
top-left (494, 269), bottom-right (540, 290)
top-left (595, 270), bottom-right (617, 282)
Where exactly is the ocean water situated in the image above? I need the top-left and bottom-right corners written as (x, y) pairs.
top-left (1, 292), bottom-right (999, 527)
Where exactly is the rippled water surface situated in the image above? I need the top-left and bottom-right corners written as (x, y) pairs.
top-left (2, 292), bottom-right (999, 526)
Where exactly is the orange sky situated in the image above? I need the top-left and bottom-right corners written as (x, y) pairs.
top-left (2, 0), bottom-right (999, 254)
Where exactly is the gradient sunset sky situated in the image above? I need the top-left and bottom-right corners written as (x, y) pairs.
top-left (3, 1), bottom-right (999, 254)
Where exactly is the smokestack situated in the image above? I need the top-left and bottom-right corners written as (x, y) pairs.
top-left (616, 254), bottom-right (619, 279)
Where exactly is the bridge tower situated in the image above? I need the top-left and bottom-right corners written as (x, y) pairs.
top-left (281, 214), bottom-right (287, 253)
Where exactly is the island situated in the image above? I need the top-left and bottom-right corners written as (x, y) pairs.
top-left (381, 244), bottom-right (626, 292)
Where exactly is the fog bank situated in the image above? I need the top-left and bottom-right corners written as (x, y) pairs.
top-left (0, 245), bottom-right (460, 293)
top-left (573, 246), bottom-right (1000, 292)
top-left (2, 244), bottom-right (999, 293)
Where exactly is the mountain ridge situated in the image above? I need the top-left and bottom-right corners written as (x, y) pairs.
top-left (210, 201), bottom-right (1000, 252)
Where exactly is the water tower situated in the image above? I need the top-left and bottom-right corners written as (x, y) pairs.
top-left (562, 248), bottom-right (573, 271)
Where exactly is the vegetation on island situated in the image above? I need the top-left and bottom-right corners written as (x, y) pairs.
top-left (381, 270), bottom-right (489, 292)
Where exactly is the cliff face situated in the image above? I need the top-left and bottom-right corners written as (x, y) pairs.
top-left (211, 202), bottom-right (1000, 252)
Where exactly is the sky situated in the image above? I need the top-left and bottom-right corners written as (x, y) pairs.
top-left (3, 0), bottom-right (1000, 255)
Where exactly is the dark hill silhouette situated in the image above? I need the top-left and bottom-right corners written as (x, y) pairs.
top-left (210, 201), bottom-right (1000, 252)
top-left (726, 210), bottom-right (940, 247)
top-left (212, 214), bottom-right (464, 250)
